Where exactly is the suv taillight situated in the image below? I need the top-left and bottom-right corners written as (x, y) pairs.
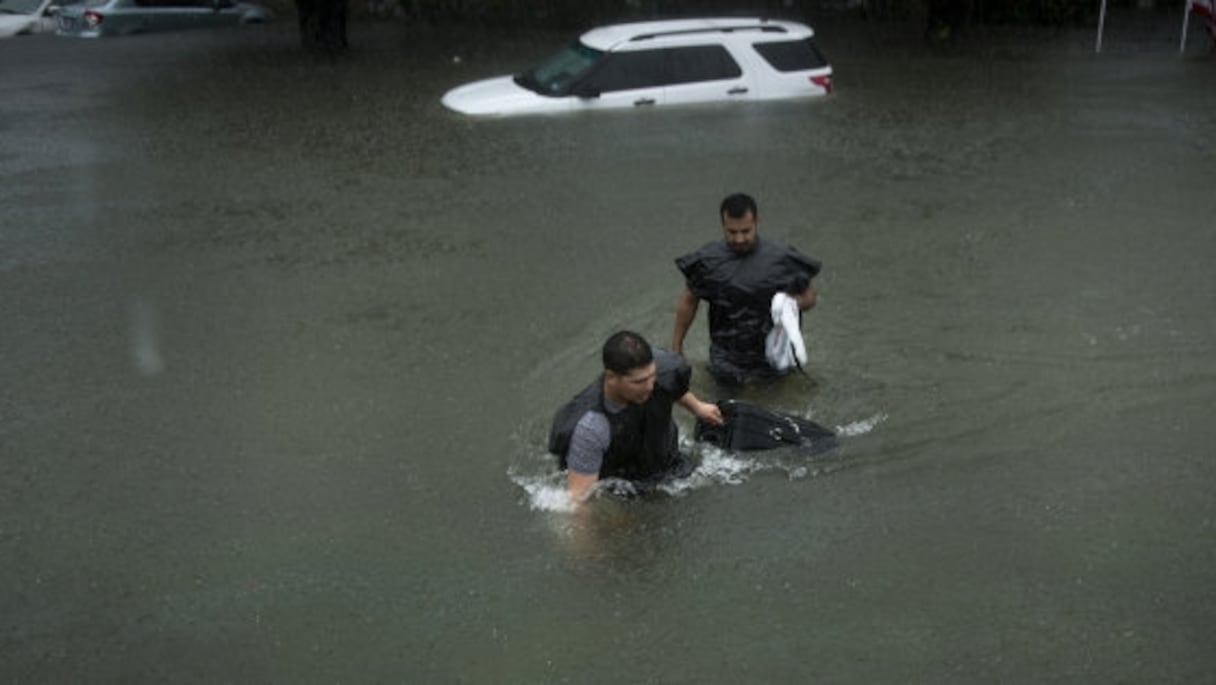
top-left (84, 10), bottom-right (103, 26)
top-left (810, 75), bottom-right (833, 94)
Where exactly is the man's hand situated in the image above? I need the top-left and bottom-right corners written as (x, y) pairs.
top-left (794, 283), bottom-right (817, 311)
top-left (693, 399), bottom-right (724, 426)
top-left (678, 391), bottom-right (723, 426)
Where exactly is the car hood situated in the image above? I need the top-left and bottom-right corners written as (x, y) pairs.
top-left (440, 75), bottom-right (557, 116)
top-left (0, 14), bottom-right (39, 36)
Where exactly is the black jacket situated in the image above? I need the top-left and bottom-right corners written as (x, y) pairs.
top-left (548, 349), bottom-right (691, 481)
top-left (676, 237), bottom-right (820, 381)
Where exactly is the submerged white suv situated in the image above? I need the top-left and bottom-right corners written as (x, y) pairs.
top-left (441, 17), bottom-right (833, 116)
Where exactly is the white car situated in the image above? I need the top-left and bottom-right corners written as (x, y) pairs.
top-left (441, 17), bottom-right (833, 117)
top-left (0, 0), bottom-right (72, 37)
top-left (55, 0), bottom-right (270, 37)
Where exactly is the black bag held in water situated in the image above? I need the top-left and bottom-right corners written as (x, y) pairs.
top-left (695, 400), bottom-right (837, 455)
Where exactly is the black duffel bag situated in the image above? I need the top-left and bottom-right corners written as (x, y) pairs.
top-left (695, 399), bottom-right (837, 455)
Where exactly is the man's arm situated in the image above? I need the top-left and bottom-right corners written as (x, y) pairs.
top-left (677, 390), bottom-right (724, 426)
top-left (672, 287), bottom-right (701, 355)
top-left (565, 412), bottom-right (610, 506)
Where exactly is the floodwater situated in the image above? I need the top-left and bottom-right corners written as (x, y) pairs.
top-left (3, 11), bottom-right (1215, 682)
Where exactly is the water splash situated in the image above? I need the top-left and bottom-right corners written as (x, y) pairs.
top-left (510, 442), bottom-right (835, 510)
top-left (508, 407), bottom-right (880, 510)
top-left (509, 468), bottom-right (576, 513)
top-left (836, 412), bottom-right (887, 437)
top-left (659, 446), bottom-right (759, 496)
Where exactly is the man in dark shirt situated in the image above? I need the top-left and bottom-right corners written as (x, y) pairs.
top-left (673, 193), bottom-right (822, 387)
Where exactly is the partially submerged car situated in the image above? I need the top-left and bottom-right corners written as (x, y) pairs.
top-left (441, 17), bottom-right (833, 117)
top-left (56, 0), bottom-right (270, 37)
top-left (0, 0), bottom-right (73, 37)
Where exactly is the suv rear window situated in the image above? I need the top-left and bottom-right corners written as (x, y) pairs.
top-left (752, 39), bottom-right (830, 72)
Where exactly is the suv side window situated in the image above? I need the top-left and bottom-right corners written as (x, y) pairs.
top-left (580, 44), bottom-right (742, 93)
top-left (581, 50), bottom-right (668, 92)
top-left (751, 38), bottom-right (830, 71)
top-left (666, 45), bottom-right (742, 84)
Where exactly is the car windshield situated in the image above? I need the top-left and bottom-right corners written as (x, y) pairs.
top-left (0, 0), bottom-right (43, 14)
top-left (514, 41), bottom-right (603, 96)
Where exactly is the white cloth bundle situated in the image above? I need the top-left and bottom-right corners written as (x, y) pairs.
top-left (764, 292), bottom-right (807, 372)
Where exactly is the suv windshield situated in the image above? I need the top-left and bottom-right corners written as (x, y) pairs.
top-left (514, 41), bottom-right (603, 96)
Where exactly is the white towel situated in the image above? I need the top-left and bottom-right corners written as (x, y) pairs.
top-left (765, 292), bottom-right (807, 372)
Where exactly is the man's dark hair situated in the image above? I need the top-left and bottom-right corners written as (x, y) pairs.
top-left (602, 330), bottom-right (654, 375)
top-left (720, 193), bottom-right (758, 221)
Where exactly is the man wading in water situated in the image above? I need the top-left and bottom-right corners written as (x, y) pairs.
top-left (548, 331), bottom-right (723, 505)
top-left (673, 193), bottom-right (822, 388)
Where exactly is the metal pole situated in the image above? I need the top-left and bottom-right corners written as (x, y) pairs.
top-left (1096, 0), bottom-right (1108, 52)
top-left (1181, 0), bottom-right (1192, 53)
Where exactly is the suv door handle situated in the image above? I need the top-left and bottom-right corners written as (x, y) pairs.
top-left (727, 87), bottom-right (749, 95)
top-left (633, 98), bottom-right (656, 106)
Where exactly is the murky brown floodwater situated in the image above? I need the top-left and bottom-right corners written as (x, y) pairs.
top-left (3, 11), bottom-right (1215, 682)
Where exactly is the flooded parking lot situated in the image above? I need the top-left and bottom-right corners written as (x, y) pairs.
top-left (2, 12), bottom-right (1215, 682)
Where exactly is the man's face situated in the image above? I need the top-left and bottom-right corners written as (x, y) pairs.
top-left (606, 362), bottom-right (657, 405)
top-left (722, 211), bottom-right (758, 254)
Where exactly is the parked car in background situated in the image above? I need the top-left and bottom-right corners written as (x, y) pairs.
top-left (441, 17), bottom-right (833, 117)
top-left (0, 0), bottom-right (74, 37)
top-left (55, 0), bottom-right (270, 37)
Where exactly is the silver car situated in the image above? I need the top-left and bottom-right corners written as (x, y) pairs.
top-left (56, 0), bottom-right (270, 37)
top-left (0, 0), bottom-right (79, 37)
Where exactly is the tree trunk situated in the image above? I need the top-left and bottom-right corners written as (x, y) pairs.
top-left (295, 0), bottom-right (348, 53)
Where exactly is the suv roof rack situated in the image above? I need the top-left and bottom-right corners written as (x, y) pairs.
top-left (629, 24), bottom-right (789, 42)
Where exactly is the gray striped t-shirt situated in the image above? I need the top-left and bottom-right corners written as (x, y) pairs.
top-left (565, 398), bottom-right (626, 475)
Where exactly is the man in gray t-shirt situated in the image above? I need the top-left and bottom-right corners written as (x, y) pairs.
top-left (548, 331), bottom-right (723, 505)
